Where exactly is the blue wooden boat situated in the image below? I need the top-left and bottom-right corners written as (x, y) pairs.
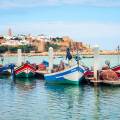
top-left (44, 65), bottom-right (85, 85)
top-left (0, 64), bottom-right (14, 76)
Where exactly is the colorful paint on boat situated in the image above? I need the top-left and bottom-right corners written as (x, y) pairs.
top-left (15, 63), bottom-right (36, 78)
top-left (112, 65), bottom-right (120, 78)
top-left (84, 65), bottom-right (120, 78)
top-left (0, 64), bottom-right (15, 76)
top-left (0, 65), bottom-right (9, 75)
top-left (44, 65), bottom-right (85, 85)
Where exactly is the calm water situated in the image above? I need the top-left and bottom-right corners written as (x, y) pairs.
top-left (0, 55), bottom-right (120, 120)
top-left (1, 55), bottom-right (120, 68)
top-left (0, 77), bottom-right (120, 120)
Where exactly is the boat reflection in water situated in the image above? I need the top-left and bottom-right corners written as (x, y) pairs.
top-left (45, 83), bottom-right (86, 120)
top-left (45, 83), bottom-right (120, 120)
top-left (14, 78), bottom-right (36, 91)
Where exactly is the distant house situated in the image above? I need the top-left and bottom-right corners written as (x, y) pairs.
top-left (1, 40), bottom-right (21, 46)
top-left (1, 35), bottom-right (29, 46)
top-left (26, 34), bottom-right (46, 52)
top-left (58, 36), bottom-right (72, 48)
top-left (72, 41), bottom-right (83, 50)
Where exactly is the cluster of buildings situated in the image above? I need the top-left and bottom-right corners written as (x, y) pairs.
top-left (0, 28), bottom-right (92, 53)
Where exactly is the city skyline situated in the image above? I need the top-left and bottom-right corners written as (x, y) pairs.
top-left (0, 0), bottom-right (120, 50)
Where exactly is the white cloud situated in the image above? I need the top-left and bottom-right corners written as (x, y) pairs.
top-left (1, 0), bottom-right (120, 8)
top-left (1, 21), bottom-right (120, 49)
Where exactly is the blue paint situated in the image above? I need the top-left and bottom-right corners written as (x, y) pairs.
top-left (9, 63), bottom-right (15, 78)
top-left (42, 60), bottom-right (49, 67)
top-left (45, 66), bottom-right (85, 84)
top-left (0, 65), bottom-right (9, 73)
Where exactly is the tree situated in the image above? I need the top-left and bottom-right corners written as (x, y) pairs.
top-left (45, 42), bottom-right (60, 51)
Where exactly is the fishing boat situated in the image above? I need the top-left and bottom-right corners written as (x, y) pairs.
top-left (0, 64), bottom-right (10, 76)
top-left (44, 48), bottom-right (85, 85)
top-left (0, 63), bottom-right (15, 76)
top-left (111, 65), bottom-right (120, 78)
top-left (35, 61), bottom-right (48, 79)
top-left (85, 65), bottom-right (120, 79)
top-left (45, 65), bottom-right (85, 85)
top-left (85, 45), bottom-right (120, 79)
top-left (14, 63), bottom-right (36, 78)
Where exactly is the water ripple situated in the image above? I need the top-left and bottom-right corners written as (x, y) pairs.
top-left (0, 78), bottom-right (120, 120)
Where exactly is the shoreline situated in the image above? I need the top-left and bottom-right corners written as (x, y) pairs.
top-left (2, 51), bottom-right (120, 57)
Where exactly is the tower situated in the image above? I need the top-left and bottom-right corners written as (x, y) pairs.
top-left (8, 28), bottom-right (12, 37)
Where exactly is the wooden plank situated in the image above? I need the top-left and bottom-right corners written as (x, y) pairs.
top-left (88, 78), bottom-right (120, 86)
top-left (36, 70), bottom-right (48, 74)
top-left (102, 80), bottom-right (120, 85)
top-left (90, 80), bottom-right (102, 83)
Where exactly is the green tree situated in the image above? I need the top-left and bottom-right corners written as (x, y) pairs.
top-left (45, 42), bottom-right (60, 51)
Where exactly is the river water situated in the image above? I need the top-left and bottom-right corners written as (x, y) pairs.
top-left (1, 55), bottom-right (120, 67)
top-left (0, 55), bottom-right (120, 120)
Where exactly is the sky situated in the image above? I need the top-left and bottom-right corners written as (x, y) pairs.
top-left (0, 0), bottom-right (120, 50)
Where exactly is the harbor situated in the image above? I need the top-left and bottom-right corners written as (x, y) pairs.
top-left (0, 66), bottom-right (120, 120)
top-left (0, 0), bottom-right (120, 119)
top-left (0, 49), bottom-right (120, 120)
top-left (0, 48), bottom-right (120, 84)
